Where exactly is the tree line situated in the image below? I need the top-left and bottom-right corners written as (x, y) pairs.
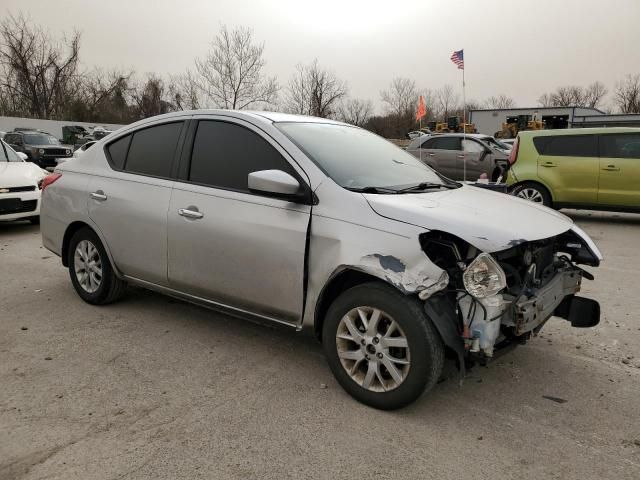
top-left (1, 13), bottom-right (639, 138)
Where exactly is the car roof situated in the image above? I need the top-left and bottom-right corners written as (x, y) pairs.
top-left (115, 109), bottom-right (350, 136)
top-left (518, 127), bottom-right (640, 137)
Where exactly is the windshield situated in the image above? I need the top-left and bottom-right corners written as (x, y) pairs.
top-left (24, 134), bottom-right (59, 145)
top-left (0, 140), bottom-right (22, 162)
top-left (276, 122), bottom-right (446, 190)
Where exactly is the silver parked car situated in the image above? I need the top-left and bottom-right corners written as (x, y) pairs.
top-left (406, 133), bottom-right (511, 181)
top-left (40, 111), bottom-right (602, 409)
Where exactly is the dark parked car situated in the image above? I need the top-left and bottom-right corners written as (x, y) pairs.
top-left (4, 131), bottom-right (73, 170)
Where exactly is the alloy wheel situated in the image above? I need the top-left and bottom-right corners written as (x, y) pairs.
top-left (516, 187), bottom-right (544, 203)
top-left (336, 306), bottom-right (411, 392)
top-left (74, 240), bottom-right (103, 293)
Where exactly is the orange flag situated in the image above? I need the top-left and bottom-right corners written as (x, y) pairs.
top-left (416, 95), bottom-right (426, 121)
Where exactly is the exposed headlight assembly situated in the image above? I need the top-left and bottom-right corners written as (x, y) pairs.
top-left (38, 148), bottom-right (45, 154)
top-left (463, 253), bottom-right (506, 298)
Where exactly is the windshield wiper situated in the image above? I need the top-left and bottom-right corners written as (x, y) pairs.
top-left (345, 186), bottom-right (399, 194)
top-left (395, 182), bottom-right (459, 193)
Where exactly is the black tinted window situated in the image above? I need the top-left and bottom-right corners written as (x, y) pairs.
top-left (189, 121), bottom-right (296, 191)
top-left (429, 137), bottom-right (461, 150)
top-left (125, 122), bottom-right (183, 177)
top-left (5, 134), bottom-right (19, 144)
top-left (535, 135), bottom-right (597, 157)
top-left (600, 133), bottom-right (640, 159)
top-left (106, 135), bottom-right (131, 170)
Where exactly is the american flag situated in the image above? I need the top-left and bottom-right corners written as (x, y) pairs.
top-left (450, 49), bottom-right (464, 69)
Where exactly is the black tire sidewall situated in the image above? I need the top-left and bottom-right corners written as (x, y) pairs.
top-left (322, 282), bottom-right (443, 410)
top-left (67, 228), bottom-right (116, 304)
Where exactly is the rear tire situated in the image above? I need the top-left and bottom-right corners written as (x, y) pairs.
top-left (512, 181), bottom-right (552, 207)
top-left (322, 282), bottom-right (444, 410)
top-left (67, 227), bottom-right (126, 305)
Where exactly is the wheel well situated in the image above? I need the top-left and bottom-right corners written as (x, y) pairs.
top-left (61, 221), bottom-right (91, 267)
top-left (313, 269), bottom-right (386, 341)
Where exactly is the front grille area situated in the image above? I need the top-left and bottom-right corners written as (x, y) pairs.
top-left (0, 185), bottom-right (36, 193)
top-left (0, 199), bottom-right (37, 215)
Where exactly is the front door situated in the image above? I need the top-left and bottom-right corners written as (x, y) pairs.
top-left (460, 138), bottom-right (488, 181)
top-left (597, 133), bottom-right (640, 208)
top-left (167, 118), bottom-right (310, 324)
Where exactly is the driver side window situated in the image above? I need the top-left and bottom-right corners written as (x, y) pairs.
top-left (462, 139), bottom-right (485, 153)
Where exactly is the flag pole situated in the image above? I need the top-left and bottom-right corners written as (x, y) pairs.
top-left (462, 59), bottom-right (466, 182)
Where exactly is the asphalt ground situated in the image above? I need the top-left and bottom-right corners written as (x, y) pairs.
top-left (1, 210), bottom-right (639, 479)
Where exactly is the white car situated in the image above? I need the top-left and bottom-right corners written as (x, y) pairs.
top-left (0, 140), bottom-right (47, 224)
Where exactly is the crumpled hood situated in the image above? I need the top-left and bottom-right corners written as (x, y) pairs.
top-left (0, 162), bottom-right (46, 188)
top-left (364, 185), bottom-right (574, 252)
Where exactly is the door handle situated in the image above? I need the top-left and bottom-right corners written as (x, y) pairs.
top-left (428, 153), bottom-right (435, 157)
top-left (602, 165), bottom-right (620, 171)
top-left (542, 162), bottom-right (557, 167)
top-left (178, 208), bottom-right (204, 219)
top-left (457, 154), bottom-right (465, 159)
top-left (90, 191), bottom-right (107, 201)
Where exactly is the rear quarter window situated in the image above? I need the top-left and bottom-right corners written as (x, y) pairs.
top-left (106, 134), bottom-right (131, 170)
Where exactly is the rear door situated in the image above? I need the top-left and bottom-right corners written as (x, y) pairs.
top-left (420, 136), bottom-right (462, 179)
top-left (597, 133), bottom-right (640, 208)
top-left (167, 118), bottom-right (311, 324)
top-left (88, 121), bottom-right (186, 285)
top-left (534, 134), bottom-right (599, 205)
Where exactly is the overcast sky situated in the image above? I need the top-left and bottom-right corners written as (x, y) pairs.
top-left (4, 0), bottom-right (639, 113)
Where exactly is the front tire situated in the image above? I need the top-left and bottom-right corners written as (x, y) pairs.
top-left (67, 227), bottom-right (126, 305)
top-left (322, 282), bottom-right (444, 410)
top-left (512, 181), bottom-right (552, 207)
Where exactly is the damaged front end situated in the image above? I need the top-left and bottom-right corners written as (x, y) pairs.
top-left (420, 227), bottom-right (602, 373)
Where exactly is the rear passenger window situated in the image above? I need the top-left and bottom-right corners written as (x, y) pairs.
top-left (124, 122), bottom-right (183, 177)
top-left (535, 135), bottom-right (597, 157)
top-left (188, 120), bottom-right (296, 192)
top-left (600, 134), bottom-right (640, 159)
top-left (106, 135), bottom-right (131, 170)
top-left (428, 137), bottom-right (461, 150)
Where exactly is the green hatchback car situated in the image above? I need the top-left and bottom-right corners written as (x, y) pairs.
top-left (507, 127), bottom-right (640, 212)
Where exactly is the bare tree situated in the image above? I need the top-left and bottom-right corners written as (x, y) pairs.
top-left (285, 59), bottom-right (347, 117)
top-left (168, 70), bottom-right (201, 110)
top-left (483, 94), bottom-right (515, 109)
top-left (68, 68), bottom-right (133, 123)
top-left (614, 74), bottom-right (640, 113)
top-left (583, 81), bottom-right (608, 108)
top-left (0, 13), bottom-right (81, 119)
top-left (380, 78), bottom-right (418, 117)
top-left (435, 84), bottom-right (460, 120)
top-left (337, 98), bottom-right (373, 126)
top-left (537, 82), bottom-right (607, 108)
top-left (194, 25), bottom-right (278, 110)
top-left (130, 74), bottom-right (176, 119)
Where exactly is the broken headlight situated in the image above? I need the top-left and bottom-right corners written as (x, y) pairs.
top-left (463, 253), bottom-right (507, 298)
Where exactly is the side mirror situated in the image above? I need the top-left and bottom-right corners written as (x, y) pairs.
top-left (17, 152), bottom-right (28, 161)
top-left (248, 170), bottom-right (304, 200)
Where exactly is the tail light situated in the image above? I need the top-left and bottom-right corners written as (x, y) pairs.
top-left (41, 172), bottom-right (62, 191)
top-left (508, 137), bottom-right (519, 165)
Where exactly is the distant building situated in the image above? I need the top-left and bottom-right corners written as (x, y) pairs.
top-left (469, 106), bottom-right (640, 136)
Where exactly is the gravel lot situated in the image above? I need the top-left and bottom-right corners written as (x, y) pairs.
top-left (1, 210), bottom-right (639, 480)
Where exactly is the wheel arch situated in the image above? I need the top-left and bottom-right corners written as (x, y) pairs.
top-left (313, 268), bottom-right (399, 341)
top-left (61, 220), bottom-right (122, 278)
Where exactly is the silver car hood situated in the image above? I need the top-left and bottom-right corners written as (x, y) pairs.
top-left (364, 185), bottom-right (575, 253)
